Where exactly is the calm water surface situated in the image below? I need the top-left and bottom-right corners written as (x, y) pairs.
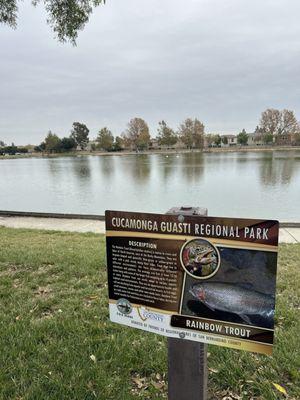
top-left (1, 151), bottom-right (300, 221)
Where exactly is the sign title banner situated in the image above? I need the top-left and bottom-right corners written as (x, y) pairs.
top-left (105, 210), bottom-right (279, 355)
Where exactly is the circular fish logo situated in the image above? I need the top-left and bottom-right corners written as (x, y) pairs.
top-left (180, 238), bottom-right (220, 279)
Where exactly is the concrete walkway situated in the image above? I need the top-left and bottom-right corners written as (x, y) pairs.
top-left (0, 216), bottom-right (300, 243)
top-left (0, 216), bottom-right (106, 234)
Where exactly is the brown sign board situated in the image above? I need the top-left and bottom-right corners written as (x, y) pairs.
top-left (105, 210), bottom-right (279, 355)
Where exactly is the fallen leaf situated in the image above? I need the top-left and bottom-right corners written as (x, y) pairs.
top-left (151, 380), bottom-right (164, 390)
top-left (35, 286), bottom-right (52, 296)
top-left (132, 376), bottom-right (145, 389)
top-left (90, 354), bottom-right (96, 363)
top-left (272, 383), bottom-right (287, 396)
top-left (86, 295), bottom-right (98, 300)
top-left (209, 368), bottom-right (219, 374)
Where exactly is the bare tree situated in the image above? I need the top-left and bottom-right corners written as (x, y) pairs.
top-left (178, 118), bottom-right (204, 149)
top-left (259, 109), bottom-right (298, 136)
top-left (205, 134), bottom-right (214, 147)
top-left (122, 118), bottom-right (150, 151)
top-left (280, 109), bottom-right (299, 135)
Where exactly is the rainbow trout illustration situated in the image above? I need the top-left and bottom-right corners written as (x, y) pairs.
top-left (189, 282), bottom-right (275, 324)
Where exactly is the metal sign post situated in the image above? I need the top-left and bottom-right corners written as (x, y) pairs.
top-left (166, 206), bottom-right (208, 400)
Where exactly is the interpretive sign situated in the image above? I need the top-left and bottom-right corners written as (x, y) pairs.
top-left (105, 210), bottom-right (279, 355)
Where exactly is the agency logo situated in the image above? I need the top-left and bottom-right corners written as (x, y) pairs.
top-left (116, 298), bottom-right (132, 315)
top-left (137, 306), bottom-right (164, 323)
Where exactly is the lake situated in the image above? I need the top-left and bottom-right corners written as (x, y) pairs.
top-left (1, 150), bottom-right (300, 221)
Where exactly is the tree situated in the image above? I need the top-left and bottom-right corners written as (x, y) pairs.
top-left (34, 141), bottom-right (46, 152)
top-left (96, 127), bottom-right (114, 151)
top-left (61, 137), bottom-right (76, 151)
top-left (0, 140), bottom-right (5, 147)
top-left (3, 144), bottom-right (18, 155)
top-left (71, 122), bottom-right (89, 150)
top-left (254, 125), bottom-right (261, 135)
top-left (237, 129), bottom-right (248, 145)
top-left (253, 126), bottom-right (262, 143)
top-left (262, 133), bottom-right (274, 145)
top-left (213, 134), bottom-right (221, 147)
top-left (221, 136), bottom-right (228, 145)
top-left (259, 109), bottom-right (298, 136)
top-left (18, 147), bottom-right (28, 153)
top-left (281, 110), bottom-right (299, 134)
top-left (157, 120), bottom-right (177, 147)
top-left (113, 136), bottom-right (123, 151)
top-left (0, 0), bottom-right (105, 44)
top-left (123, 118), bottom-right (150, 151)
top-left (44, 131), bottom-right (62, 153)
top-left (178, 118), bottom-right (204, 149)
top-left (205, 134), bottom-right (214, 147)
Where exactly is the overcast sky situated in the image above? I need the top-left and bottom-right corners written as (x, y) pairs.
top-left (1, 0), bottom-right (300, 145)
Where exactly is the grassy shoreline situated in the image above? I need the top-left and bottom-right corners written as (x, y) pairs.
top-left (1, 146), bottom-right (300, 160)
top-left (0, 227), bottom-right (299, 399)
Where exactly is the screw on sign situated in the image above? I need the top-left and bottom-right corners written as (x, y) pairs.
top-left (166, 207), bottom-right (208, 400)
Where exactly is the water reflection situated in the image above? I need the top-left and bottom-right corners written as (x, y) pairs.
top-left (234, 152), bottom-right (259, 172)
top-left (123, 155), bottom-right (151, 183)
top-left (180, 153), bottom-right (205, 181)
top-left (159, 154), bottom-right (178, 181)
top-left (47, 157), bottom-right (63, 177)
top-left (98, 156), bottom-right (115, 177)
top-left (281, 157), bottom-right (296, 185)
top-left (72, 156), bottom-right (91, 180)
top-left (259, 153), bottom-right (297, 186)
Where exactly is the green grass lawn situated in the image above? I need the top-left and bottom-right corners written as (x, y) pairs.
top-left (0, 227), bottom-right (299, 400)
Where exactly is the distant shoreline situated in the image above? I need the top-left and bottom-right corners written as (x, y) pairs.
top-left (1, 145), bottom-right (300, 160)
